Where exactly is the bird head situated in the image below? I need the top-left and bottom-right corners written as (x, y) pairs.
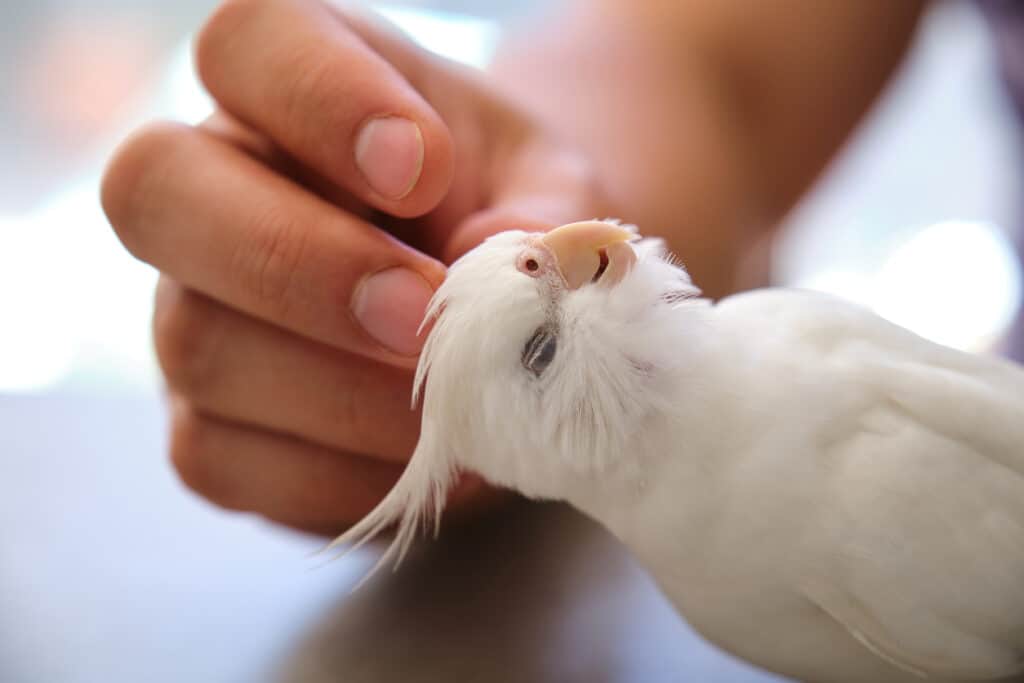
top-left (326, 220), bottom-right (706, 573)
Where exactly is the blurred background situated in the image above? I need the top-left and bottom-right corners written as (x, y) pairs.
top-left (0, 0), bottom-right (1021, 397)
top-left (0, 1), bottom-right (1021, 682)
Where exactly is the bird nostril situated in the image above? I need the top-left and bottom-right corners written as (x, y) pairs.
top-left (517, 251), bottom-right (546, 278)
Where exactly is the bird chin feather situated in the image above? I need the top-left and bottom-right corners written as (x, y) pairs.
top-left (317, 268), bottom-right (460, 585)
top-left (317, 422), bottom-right (454, 587)
top-left (317, 233), bottom-right (551, 582)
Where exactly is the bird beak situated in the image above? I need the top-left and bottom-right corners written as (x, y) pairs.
top-left (540, 221), bottom-right (638, 290)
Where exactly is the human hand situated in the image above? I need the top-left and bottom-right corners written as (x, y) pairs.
top-left (101, 0), bottom-right (611, 534)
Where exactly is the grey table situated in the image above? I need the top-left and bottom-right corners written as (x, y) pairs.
top-left (0, 393), bottom-right (785, 682)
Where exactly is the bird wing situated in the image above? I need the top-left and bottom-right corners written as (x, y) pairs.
top-left (718, 290), bottom-right (1024, 680)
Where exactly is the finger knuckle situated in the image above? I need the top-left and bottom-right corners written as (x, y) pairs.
top-left (153, 283), bottom-right (226, 400)
top-left (337, 366), bottom-right (419, 458)
top-left (101, 121), bottom-right (193, 260)
top-left (231, 205), bottom-right (310, 318)
top-left (196, 0), bottom-right (268, 89)
top-left (277, 47), bottom-right (354, 150)
top-left (168, 407), bottom-right (225, 504)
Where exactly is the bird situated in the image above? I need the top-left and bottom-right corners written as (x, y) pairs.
top-left (327, 219), bottom-right (1024, 683)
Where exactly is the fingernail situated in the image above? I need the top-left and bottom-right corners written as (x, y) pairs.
top-left (352, 267), bottom-right (434, 356)
top-left (354, 116), bottom-right (423, 200)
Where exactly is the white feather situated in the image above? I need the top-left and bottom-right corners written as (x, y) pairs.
top-left (325, 221), bottom-right (1024, 682)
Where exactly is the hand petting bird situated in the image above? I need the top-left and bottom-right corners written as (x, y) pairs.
top-left (328, 219), bottom-right (1024, 683)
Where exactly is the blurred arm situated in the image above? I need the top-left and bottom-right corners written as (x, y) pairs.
top-left (490, 1), bottom-right (926, 296)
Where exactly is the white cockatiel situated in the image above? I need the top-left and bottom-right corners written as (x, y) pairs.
top-left (329, 220), bottom-right (1024, 683)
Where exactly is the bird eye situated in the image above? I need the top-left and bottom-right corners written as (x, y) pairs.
top-left (522, 325), bottom-right (557, 378)
top-left (525, 258), bottom-right (539, 272)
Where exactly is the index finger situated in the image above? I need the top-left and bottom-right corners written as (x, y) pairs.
top-left (102, 122), bottom-right (446, 363)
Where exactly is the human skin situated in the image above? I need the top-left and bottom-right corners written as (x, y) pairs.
top-left (101, 0), bottom-right (924, 535)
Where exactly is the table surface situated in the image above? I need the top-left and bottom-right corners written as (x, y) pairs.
top-left (0, 393), bottom-right (787, 682)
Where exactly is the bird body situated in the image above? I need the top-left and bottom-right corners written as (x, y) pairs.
top-left (330, 221), bottom-right (1024, 682)
top-left (588, 288), bottom-right (1024, 682)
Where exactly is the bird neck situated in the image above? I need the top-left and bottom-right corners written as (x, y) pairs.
top-left (560, 346), bottom-right (737, 557)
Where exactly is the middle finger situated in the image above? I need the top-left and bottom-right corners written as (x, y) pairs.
top-left (154, 278), bottom-right (421, 462)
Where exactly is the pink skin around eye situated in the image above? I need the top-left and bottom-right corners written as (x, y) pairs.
top-left (516, 243), bottom-right (553, 279)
